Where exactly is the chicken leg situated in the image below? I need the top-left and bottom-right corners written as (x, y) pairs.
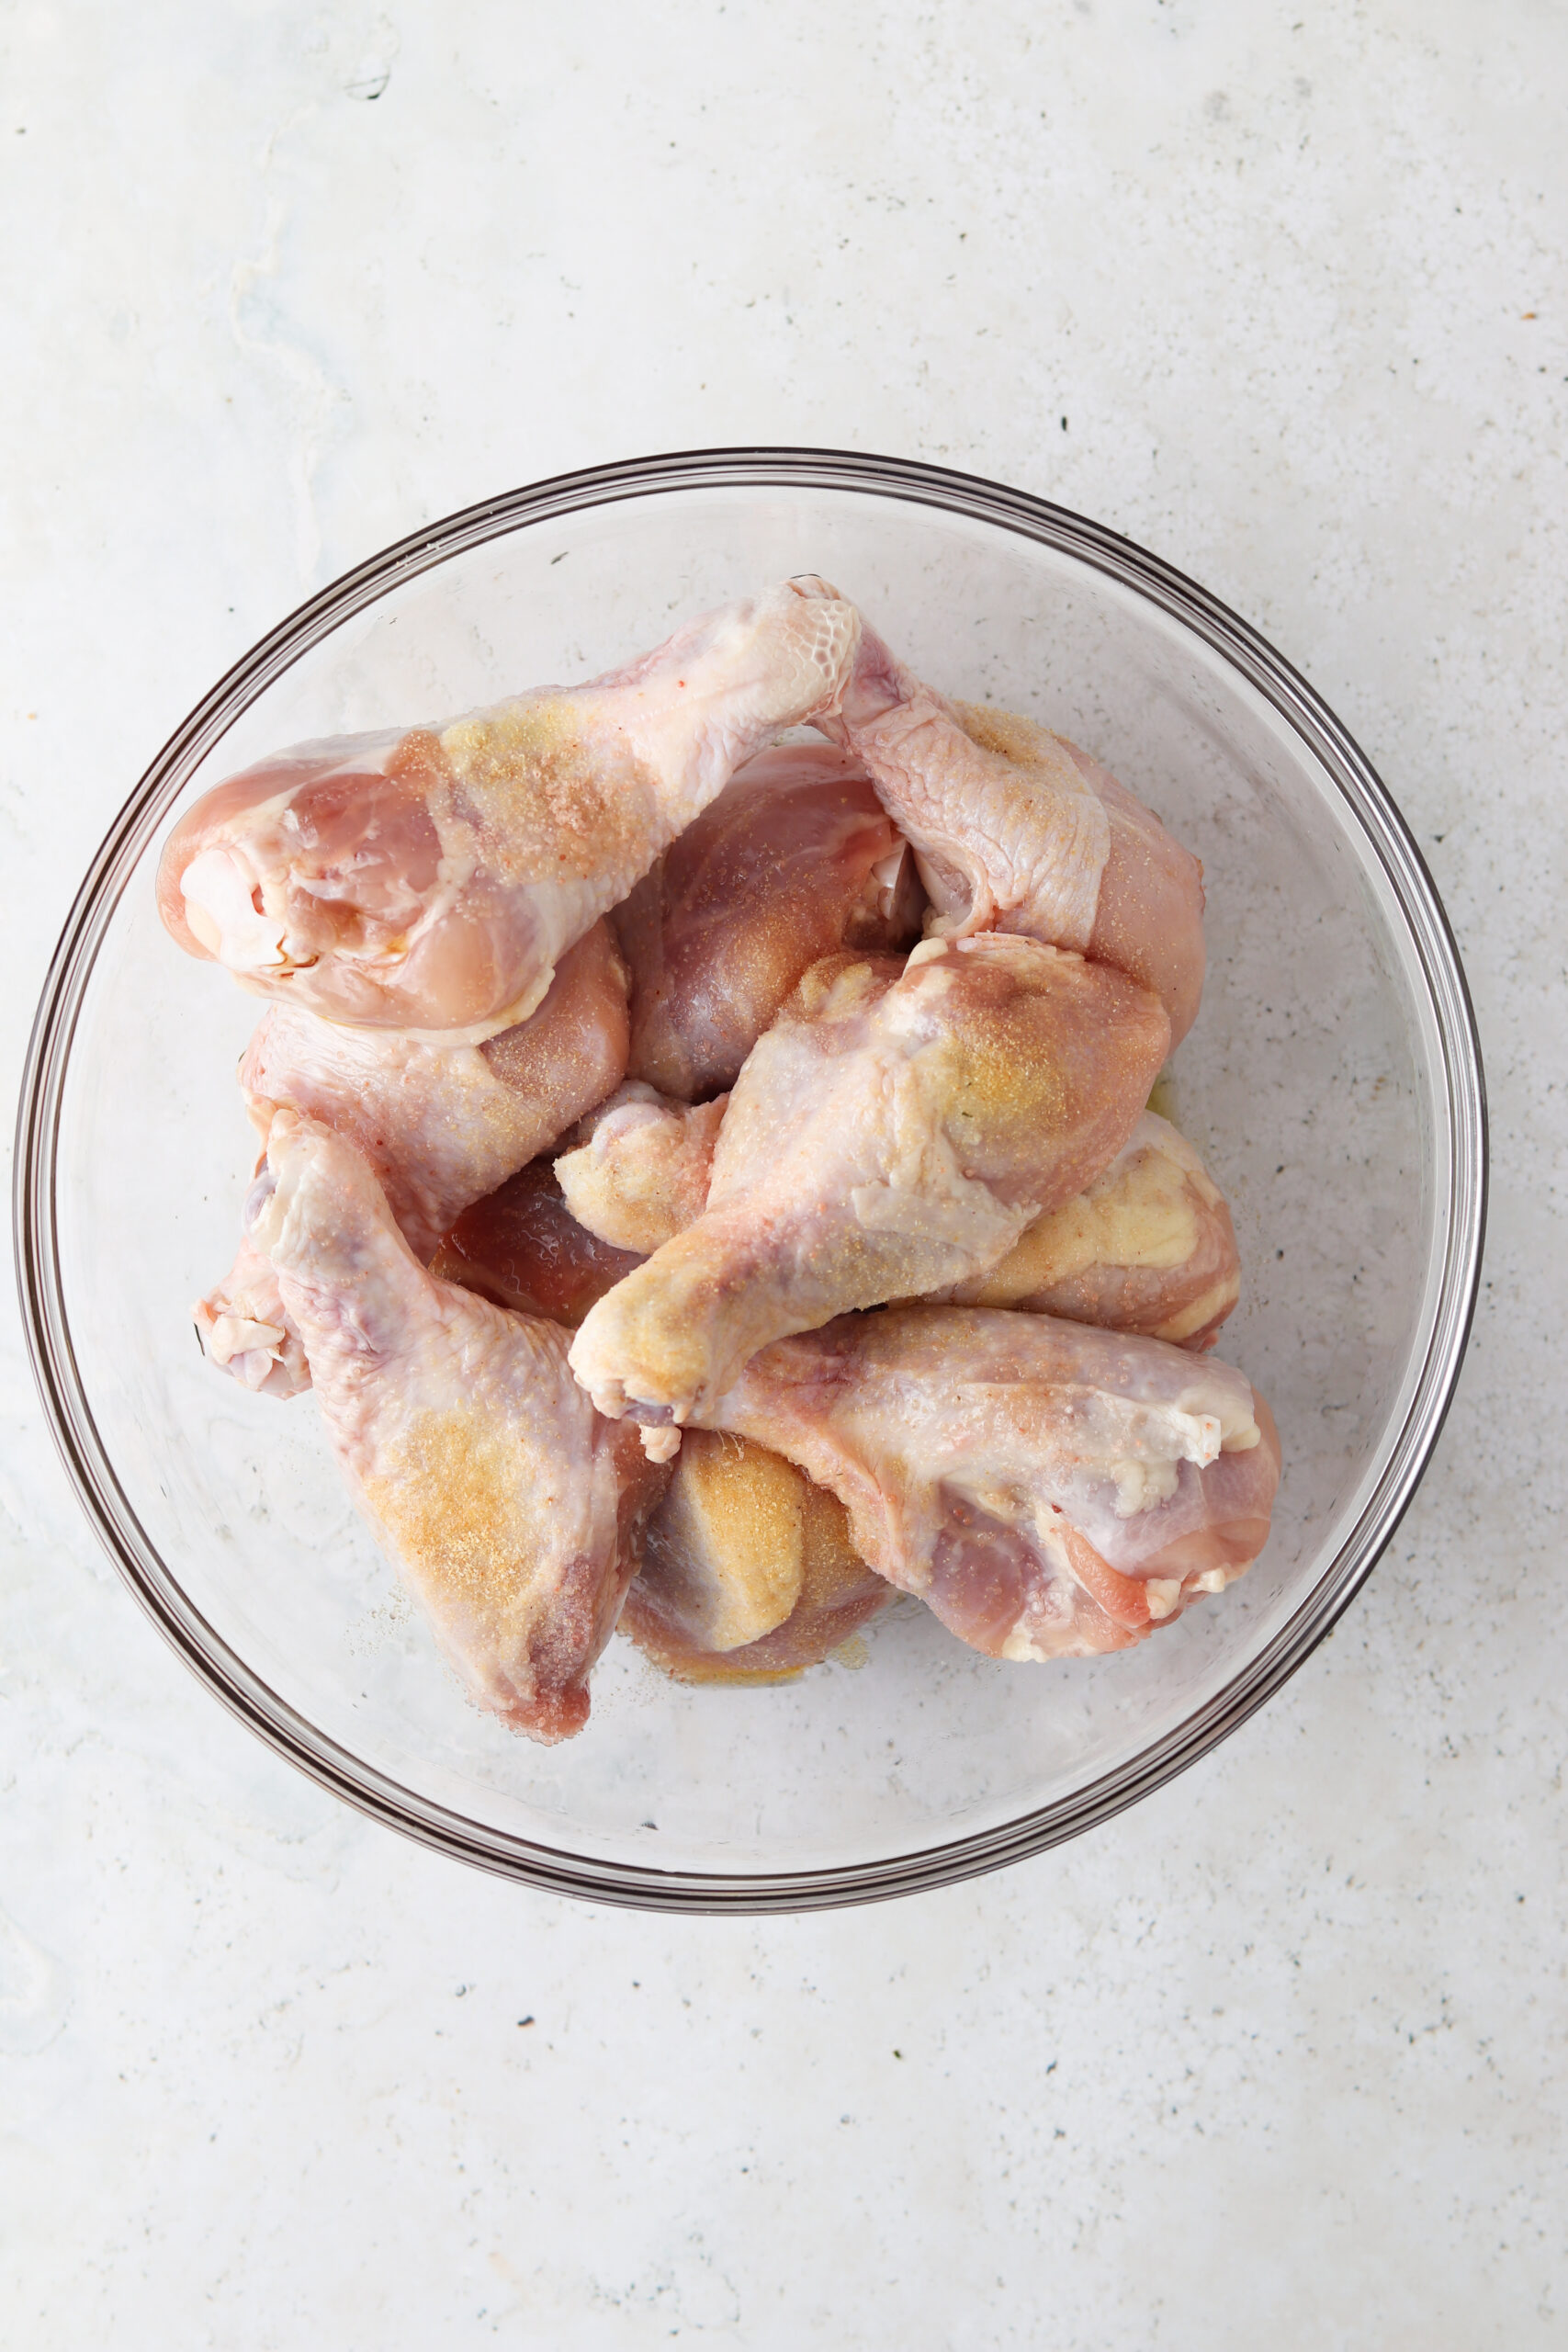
top-left (196, 920), bottom-right (630, 1395)
top-left (697, 1306), bottom-right (1280, 1660)
top-left (621, 1430), bottom-right (889, 1684)
top-left (569, 933), bottom-right (1169, 1437)
top-left (246, 1114), bottom-right (665, 1741)
top-left (158, 583), bottom-right (860, 1039)
top-left (939, 1109), bottom-right (1241, 1349)
top-left (614, 739), bottom-right (922, 1097)
top-left (794, 580), bottom-right (1206, 1044)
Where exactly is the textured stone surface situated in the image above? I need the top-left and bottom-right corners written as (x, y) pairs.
top-left (2, 2), bottom-right (1563, 2344)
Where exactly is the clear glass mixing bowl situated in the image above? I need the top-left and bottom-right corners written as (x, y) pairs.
top-left (15, 450), bottom-right (1485, 1911)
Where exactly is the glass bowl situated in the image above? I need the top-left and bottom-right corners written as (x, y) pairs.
top-left (15, 450), bottom-right (1485, 1912)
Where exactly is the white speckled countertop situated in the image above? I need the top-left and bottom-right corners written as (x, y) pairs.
top-left (3, 4), bottom-right (1564, 2343)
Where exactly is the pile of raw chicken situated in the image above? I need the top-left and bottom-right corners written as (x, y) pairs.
top-left (158, 579), bottom-right (1280, 1745)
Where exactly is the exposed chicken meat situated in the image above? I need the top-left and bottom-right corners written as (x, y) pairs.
top-left (570, 934), bottom-right (1169, 1435)
top-left (196, 920), bottom-right (629, 1395)
top-left (620, 1430), bottom-right (890, 1683)
top-left (939, 1111), bottom-right (1241, 1350)
top-left (794, 579), bottom-right (1206, 1045)
top-left (698, 1307), bottom-right (1280, 1660)
top-left (191, 1233), bottom-right (310, 1400)
top-left (431, 1159), bottom-right (642, 1329)
top-left (614, 740), bottom-right (923, 1098)
top-left (246, 1114), bottom-right (665, 1741)
top-left (555, 1082), bottom-right (726, 1255)
top-left (158, 584), bottom-right (860, 1039)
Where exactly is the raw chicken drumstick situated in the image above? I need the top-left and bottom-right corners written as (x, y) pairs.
top-left (196, 1233), bottom-right (312, 1401)
top-left (569, 933), bottom-right (1170, 1441)
top-left (554, 1082), bottom-right (728, 1256)
top-left (426, 1081), bottom-right (723, 1328)
top-left (697, 1307), bottom-right (1280, 1660)
top-left (443, 1097), bottom-right (1241, 1358)
top-left (246, 1114), bottom-right (666, 1742)
top-left (615, 739), bottom-right (923, 1098)
top-left (793, 579), bottom-right (1206, 1045)
top-left (158, 583), bottom-right (860, 1040)
top-left (197, 921), bottom-right (629, 1396)
top-left (431, 1160), bottom-right (644, 1329)
top-left (938, 1109), bottom-right (1241, 1351)
top-left (622, 1430), bottom-right (890, 1684)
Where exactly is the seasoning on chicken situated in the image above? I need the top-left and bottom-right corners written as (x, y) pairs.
top-left (614, 740), bottom-right (923, 1098)
top-left (620, 1430), bottom-right (890, 1683)
top-left (938, 1110), bottom-right (1241, 1350)
top-left (697, 1307), bottom-right (1280, 1660)
top-left (794, 578), bottom-right (1206, 1045)
top-left (164, 573), bottom-right (1281, 1728)
top-left (518, 1087), bottom-right (1243, 1357)
top-left (196, 921), bottom-right (629, 1395)
top-left (158, 583), bottom-right (860, 1040)
top-left (554, 1082), bottom-right (726, 1256)
top-left (246, 1114), bottom-right (666, 1741)
top-left (570, 934), bottom-right (1169, 1439)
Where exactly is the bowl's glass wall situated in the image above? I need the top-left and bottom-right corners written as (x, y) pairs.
top-left (46, 478), bottom-right (1456, 1885)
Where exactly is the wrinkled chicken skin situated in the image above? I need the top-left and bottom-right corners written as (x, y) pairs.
top-left (158, 583), bottom-right (860, 1040)
top-left (941, 1111), bottom-right (1241, 1350)
top-left (247, 1114), bottom-right (665, 1742)
top-left (615, 741), bottom-right (924, 1098)
top-left (196, 921), bottom-right (629, 1395)
top-left (570, 933), bottom-right (1170, 1436)
top-left (700, 1308), bottom-right (1280, 1661)
top-left (622, 1430), bottom-right (889, 1684)
top-left (555, 1082), bottom-right (726, 1256)
top-left (794, 579), bottom-right (1206, 1046)
top-left (432, 1159), bottom-right (643, 1329)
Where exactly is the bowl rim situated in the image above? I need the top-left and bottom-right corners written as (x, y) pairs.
top-left (14, 445), bottom-right (1488, 1913)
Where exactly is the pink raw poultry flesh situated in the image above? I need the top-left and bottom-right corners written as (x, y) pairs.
top-left (158, 584), bottom-right (860, 1039)
top-left (938, 1110), bottom-right (1242, 1350)
top-left (696, 1307), bottom-right (1279, 1661)
top-left (171, 574), bottom-right (1279, 1738)
top-left (554, 1082), bottom-right (728, 1256)
top-left (196, 920), bottom-right (630, 1396)
top-left (570, 934), bottom-right (1170, 1437)
top-left (614, 739), bottom-right (923, 1098)
top-left (430, 1159), bottom-right (644, 1329)
top-left (621, 1430), bottom-right (890, 1684)
top-left (247, 1115), bottom-right (667, 1743)
top-left (795, 578), bottom-right (1207, 1046)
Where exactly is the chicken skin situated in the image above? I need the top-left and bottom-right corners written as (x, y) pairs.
top-left (699, 1308), bottom-right (1279, 1660)
top-left (438, 1099), bottom-right (1237, 1377)
top-left (158, 583), bottom-right (860, 1040)
top-left (615, 740), bottom-right (923, 1098)
top-left (621, 1430), bottom-right (889, 1684)
top-left (940, 1111), bottom-right (1241, 1350)
top-left (569, 934), bottom-right (1169, 1439)
top-left (794, 580), bottom-right (1206, 1045)
top-left (246, 1114), bottom-right (665, 1742)
top-left (554, 1082), bottom-right (727, 1256)
top-left (431, 1159), bottom-right (643, 1329)
top-left (196, 920), bottom-right (629, 1395)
